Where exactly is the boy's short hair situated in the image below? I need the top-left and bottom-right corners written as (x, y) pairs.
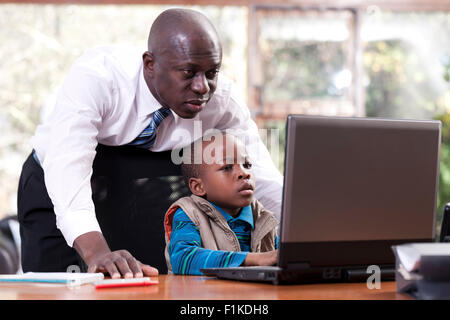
top-left (180, 143), bottom-right (201, 188)
top-left (180, 130), bottom-right (229, 188)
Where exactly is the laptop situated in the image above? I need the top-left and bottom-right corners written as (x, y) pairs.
top-left (200, 115), bottom-right (441, 284)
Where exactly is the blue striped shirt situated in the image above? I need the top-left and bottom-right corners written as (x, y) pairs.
top-left (168, 203), bottom-right (254, 275)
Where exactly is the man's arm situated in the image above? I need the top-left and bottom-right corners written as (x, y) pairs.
top-left (35, 63), bottom-right (157, 278)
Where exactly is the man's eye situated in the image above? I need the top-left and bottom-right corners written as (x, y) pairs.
top-left (222, 165), bottom-right (233, 171)
top-left (206, 69), bottom-right (219, 79)
top-left (181, 70), bottom-right (194, 77)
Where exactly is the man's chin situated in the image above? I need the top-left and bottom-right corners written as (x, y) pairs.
top-left (172, 108), bottom-right (201, 119)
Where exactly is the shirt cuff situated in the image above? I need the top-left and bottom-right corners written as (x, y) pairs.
top-left (56, 209), bottom-right (102, 247)
top-left (233, 251), bottom-right (248, 267)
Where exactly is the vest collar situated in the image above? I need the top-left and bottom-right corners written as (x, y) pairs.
top-left (210, 202), bottom-right (254, 230)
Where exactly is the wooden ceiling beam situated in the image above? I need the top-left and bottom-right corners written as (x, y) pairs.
top-left (0, 0), bottom-right (449, 11)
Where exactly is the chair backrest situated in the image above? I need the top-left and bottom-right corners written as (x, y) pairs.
top-left (0, 217), bottom-right (20, 274)
top-left (91, 144), bottom-right (191, 274)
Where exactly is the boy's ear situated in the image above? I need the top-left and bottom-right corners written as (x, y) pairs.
top-left (189, 177), bottom-right (206, 197)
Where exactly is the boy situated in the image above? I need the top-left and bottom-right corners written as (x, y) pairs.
top-left (163, 131), bottom-right (279, 275)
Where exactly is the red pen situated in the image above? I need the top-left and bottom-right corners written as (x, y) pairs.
top-left (94, 277), bottom-right (158, 289)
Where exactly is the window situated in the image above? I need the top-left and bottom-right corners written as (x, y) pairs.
top-left (248, 7), bottom-right (360, 120)
top-left (362, 10), bottom-right (450, 119)
top-left (0, 4), bottom-right (247, 218)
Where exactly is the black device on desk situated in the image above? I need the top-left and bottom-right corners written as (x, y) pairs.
top-left (201, 115), bottom-right (441, 284)
top-left (440, 204), bottom-right (450, 243)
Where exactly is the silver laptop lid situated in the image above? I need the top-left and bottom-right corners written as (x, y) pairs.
top-left (281, 115), bottom-right (441, 244)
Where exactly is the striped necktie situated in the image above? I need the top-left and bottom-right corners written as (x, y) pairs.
top-left (128, 107), bottom-right (171, 149)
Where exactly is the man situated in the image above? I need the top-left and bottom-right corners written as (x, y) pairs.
top-left (18, 8), bottom-right (283, 278)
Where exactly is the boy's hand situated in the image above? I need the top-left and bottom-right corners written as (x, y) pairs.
top-left (243, 250), bottom-right (278, 266)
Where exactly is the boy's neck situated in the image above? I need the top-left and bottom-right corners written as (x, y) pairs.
top-left (207, 200), bottom-right (242, 218)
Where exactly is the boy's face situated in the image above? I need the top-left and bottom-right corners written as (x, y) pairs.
top-left (190, 134), bottom-right (255, 217)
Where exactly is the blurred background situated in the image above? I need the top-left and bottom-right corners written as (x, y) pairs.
top-left (0, 0), bottom-right (449, 236)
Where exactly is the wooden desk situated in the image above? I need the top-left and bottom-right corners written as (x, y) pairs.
top-left (0, 275), bottom-right (409, 300)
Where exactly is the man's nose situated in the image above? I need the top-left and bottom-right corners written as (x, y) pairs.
top-left (191, 73), bottom-right (210, 95)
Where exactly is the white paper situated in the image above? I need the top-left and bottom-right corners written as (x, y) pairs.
top-left (395, 243), bottom-right (450, 272)
top-left (0, 272), bottom-right (104, 285)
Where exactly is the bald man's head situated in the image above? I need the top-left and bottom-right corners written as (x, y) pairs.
top-left (142, 8), bottom-right (223, 119)
top-left (148, 8), bottom-right (222, 59)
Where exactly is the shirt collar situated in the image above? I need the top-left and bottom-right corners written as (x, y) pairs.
top-left (210, 202), bottom-right (254, 229)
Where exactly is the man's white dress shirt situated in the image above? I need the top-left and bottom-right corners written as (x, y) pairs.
top-left (31, 45), bottom-right (283, 247)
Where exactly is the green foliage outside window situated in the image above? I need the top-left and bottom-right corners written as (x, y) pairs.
top-left (364, 40), bottom-right (450, 234)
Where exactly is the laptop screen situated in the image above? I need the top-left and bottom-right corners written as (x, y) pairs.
top-left (279, 115), bottom-right (441, 267)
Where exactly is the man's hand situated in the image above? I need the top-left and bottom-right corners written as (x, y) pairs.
top-left (243, 250), bottom-right (278, 266)
top-left (73, 231), bottom-right (158, 279)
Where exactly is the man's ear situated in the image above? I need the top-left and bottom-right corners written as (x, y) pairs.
top-left (189, 177), bottom-right (206, 197)
top-left (142, 51), bottom-right (155, 77)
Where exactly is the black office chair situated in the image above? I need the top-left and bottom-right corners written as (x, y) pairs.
top-left (91, 144), bottom-right (190, 274)
top-left (0, 216), bottom-right (20, 274)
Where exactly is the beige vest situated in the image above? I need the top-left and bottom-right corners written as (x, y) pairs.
top-left (163, 195), bottom-right (279, 273)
